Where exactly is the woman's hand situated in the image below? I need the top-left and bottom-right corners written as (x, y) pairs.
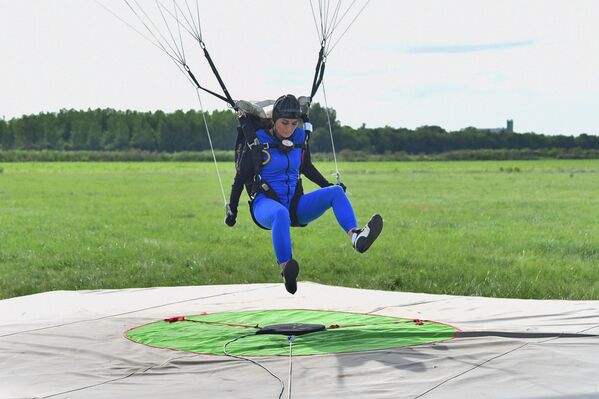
top-left (224, 203), bottom-right (237, 227)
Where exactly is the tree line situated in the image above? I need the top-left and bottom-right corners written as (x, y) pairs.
top-left (1, 104), bottom-right (598, 154)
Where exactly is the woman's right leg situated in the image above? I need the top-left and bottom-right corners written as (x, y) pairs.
top-left (252, 197), bottom-right (292, 265)
top-left (252, 197), bottom-right (299, 294)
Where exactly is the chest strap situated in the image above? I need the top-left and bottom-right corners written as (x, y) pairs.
top-left (261, 142), bottom-right (305, 150)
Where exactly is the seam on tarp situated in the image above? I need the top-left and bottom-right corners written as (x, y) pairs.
top-left (0, 284), bottom-right (279, 339)
top-left (366, 297), bottom-right (465, 314)
top-left (38, 354), bottom-right (201, 398)
top-left (415, 326), bottom-right (599, 397)
top-left (413, 333), bottom-right (571, 398)
top-left (577, 323), bottom-right (599, 334)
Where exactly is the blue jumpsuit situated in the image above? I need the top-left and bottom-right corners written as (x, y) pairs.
top-left (252, 127), bottom-right (358, 264)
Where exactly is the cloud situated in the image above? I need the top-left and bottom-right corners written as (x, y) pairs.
top-left (407, 40), bottom-right (536, 54)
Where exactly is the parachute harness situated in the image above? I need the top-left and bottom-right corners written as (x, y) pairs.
top-left (101, 0), bottom-right (370, 209)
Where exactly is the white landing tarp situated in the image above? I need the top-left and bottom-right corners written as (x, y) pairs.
top-left (1, 282), bottom-right (598, 399)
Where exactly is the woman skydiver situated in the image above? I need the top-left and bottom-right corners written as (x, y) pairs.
top-left (225, 94), bottom-right (383, 294)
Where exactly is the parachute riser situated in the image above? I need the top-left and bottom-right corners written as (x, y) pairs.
top-left (184, 64), bottom-right (231, 105)
top-left (309, 44), bottom-right (327, 101)
top-left (199, 43), bottom-right (235, 108)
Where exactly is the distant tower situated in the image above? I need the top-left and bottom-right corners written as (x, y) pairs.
top-left (506, 119), bottom-right (514, 133)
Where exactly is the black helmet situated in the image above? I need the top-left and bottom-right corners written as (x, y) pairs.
top-left (272, 94), bottom-right (301, 122)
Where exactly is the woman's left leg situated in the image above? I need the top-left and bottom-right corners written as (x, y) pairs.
top-left (296, 185), bottom-right (358, 233)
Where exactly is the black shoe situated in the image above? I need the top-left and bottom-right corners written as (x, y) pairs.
top-left (353, 214), bottom-right (383, 253)
top-left (281, 259), bottom-right (300, 294)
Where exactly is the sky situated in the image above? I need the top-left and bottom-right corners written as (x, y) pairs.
top-left (1, 0), bottom-right (598, 135)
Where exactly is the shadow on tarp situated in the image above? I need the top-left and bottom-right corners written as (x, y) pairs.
top-left (328, 329), bottom-right (599, 388)
top-left (455, 331), bottom-right (598, 339)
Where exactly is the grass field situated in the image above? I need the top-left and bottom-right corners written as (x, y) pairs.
top-left (1, 160), bottom-right (598, 300)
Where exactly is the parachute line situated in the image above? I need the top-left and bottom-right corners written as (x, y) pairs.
top-left (128, 0), bottom-right (183, 63)
top-left (194, 89), bottom-right (227, 206)
top-left (326, 0), bottom-right (358, 41)
top-left (95, 0), bottom-right (179, 66)
top-left (321, 80), bottom-right (341, 184)
top-left (308, 0), bottom-right (369, 103)
top-left (120, 0), bottom-right (182, 65)
top-left (223, 335), bottom-right (285, 399)
top-left (326, 0), bottom-right (344, 41)
top-left (327, 0), bottom-right (371, 55)
top-left (191, 0), bottom-right (203, 40)
top-left (105, 0), bottom-right (234, 106)
top-left (99, 0), bottom-right (236, 205)
top-left (181, 0), bottom-right (202, 41)
top-left (311, 0), bottom-right (370, 56)
top-left (287, 336), bottom-right (294, 399)
top-left (317, 1), bottom-right (325, 40)
top-left (158, 0), bottom-right (201, 43)
top-left (154, 0), bottom-right (186, 63)
top-left (173, 1), bottom-right (187, 62)
top-left (308, 0), bottom-right (322, 43)
top-left (307, 0), bottom-right (370, 185)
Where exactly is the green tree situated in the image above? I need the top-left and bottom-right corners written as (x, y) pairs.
top-left (575, 134), bottom-right (599, 149)
top-left (87, 119), bottom-right (103, 150)
top-left (5, 106), bottom-right (598, 156)
top-left (206, 109), bottom-right (238, 150)
top-left (334, 125), bottom-right (372, 151)
top-left (39, 113), bottom-right (64, 150)
top-left (158, 110), bottom-right (190, 151)
top-left (130, 113), bottom-right (157, 151)
top-left (56, 109), bottom-right (75, 147)
top-left (0, 119), bottom-right (9, 149)
top-left (104, 112), bottom-right (130, 150)
top-left (69, 115), bottom-right (89, 150)
top-left (306, 103), bottom-right (342, 153)
top-left (308, 103), bottom-right (340, 132)
top-left (11, 115), bottom-right (45, 149)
